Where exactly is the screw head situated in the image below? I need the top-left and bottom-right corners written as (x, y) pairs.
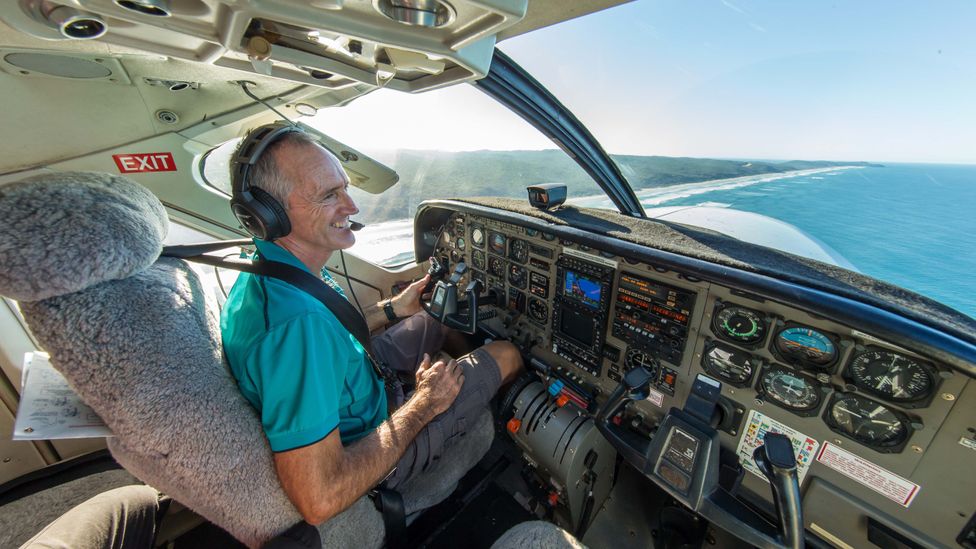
top-left (942, 393), bottom-right (955, 401)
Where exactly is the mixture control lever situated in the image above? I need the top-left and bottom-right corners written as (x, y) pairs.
top-left (753, 434), bottom-right (804, 549)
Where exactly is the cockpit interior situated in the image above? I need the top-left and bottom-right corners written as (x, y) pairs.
top-left (0, 1), bottom-right (974, 548)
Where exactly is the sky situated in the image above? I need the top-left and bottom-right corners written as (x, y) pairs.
top-left (312, 1), bottom-right (976, 164)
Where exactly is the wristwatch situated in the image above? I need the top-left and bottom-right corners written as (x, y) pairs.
top-left (383, 300), bottom-right (398, 322)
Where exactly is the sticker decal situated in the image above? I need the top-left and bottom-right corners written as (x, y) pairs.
top-left (736, 410), bottom-right (820, 484)
top-left (113, 152), bottom-right (176, 173)
top-left (959, 437), bottom-right (976, 452)
top-left (645, 387), bottom-right (665, 408)
top-left (816, 442), bottom-right (920, 508)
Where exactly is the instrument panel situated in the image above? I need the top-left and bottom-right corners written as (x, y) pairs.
top-left (427, 207), bottom-right (974, 548)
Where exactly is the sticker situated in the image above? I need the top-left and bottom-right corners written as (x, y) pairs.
top-left (960, 437), bottom-right (976, 451)
top-left (816, 442), bottom-right (919, 508)
top-left (735, 410), bottom-right (820, 484)
top-left (562, 247), bottom-right (618, 269)
top-left (646, 387), bottom-right (665, 408)
top-left (112, 152), bottom-right (177, 173)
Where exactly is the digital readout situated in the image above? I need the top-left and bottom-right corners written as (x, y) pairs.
top-left (616, 273), bottom-right (692, 327)
top-left (564, 270), bottom-right (601, 309)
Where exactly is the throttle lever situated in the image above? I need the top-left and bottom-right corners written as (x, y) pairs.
top-left (753, 434), bottom-right (804, 549)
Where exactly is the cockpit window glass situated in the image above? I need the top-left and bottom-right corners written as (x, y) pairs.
top-left (307, 84), bottom-right (593, 267)
top-left (497, 1), bottom-right (976, 317)
top-left (200, 138), bottom-right (240, 196)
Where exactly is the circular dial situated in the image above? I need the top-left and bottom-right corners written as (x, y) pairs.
top-left (471, 250), bottom-right (486, 270)
top-left (508, 264), bottom-right (527, 289)
top-left (508, 238), bottom-right (528, 264)
top-left (488, 232), bottom-right (506, 255)
top-left (625, 348), bottom-right (659, 375)
top-left (528, 297), bottom-right (548, 323)
top-left (774, 326), bottom-right (837, 368)
top-left (488, 256), bottom-right (506, 278)
top-left (456, 237), bottom-right (465, 251)
top-left (848, 350), bottom-right (933, 402)
top-left (713, 304), bottom-right (767, 345)
top-left (829, 394), bottom-right (909, 448)
top-left (702, 343), bottom-right (754, 384)
top-left (760, 368), bottom-right (821, 411)
top-left (471, 226), bottom-right (485, 247)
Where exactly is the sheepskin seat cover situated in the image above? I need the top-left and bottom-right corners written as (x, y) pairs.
top-left (0, 172), bottom-right (496, 547)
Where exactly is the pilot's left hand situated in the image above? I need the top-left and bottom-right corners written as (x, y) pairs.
top-left (392, 274), bottom-right (431, 318)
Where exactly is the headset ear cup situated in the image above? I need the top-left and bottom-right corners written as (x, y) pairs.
top-left (249, 186), bottom-right (291, 239)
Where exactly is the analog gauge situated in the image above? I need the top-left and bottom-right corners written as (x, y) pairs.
top-left (542, 232), bottom-right (556, 241)
top-left (774, 326), bottom-right (838, 369)
top-left (702, 342), bottom-right (755, 385)
top-left (488, 256), bottom-right (506, 278)
top-left (508, 238), bottom-right (528, 264)
top-left (712, 304), bottom-right (767, 345)
top-left (528, 297), bottom-right (548, 324)
top-left (472, 250), bottom-right (486, 270)
top-left (489, 232), bottom-right (506, 255)
top-left (760, 367), bottom-right (821, 411)
top-left (828, 394), bottom-right (909, 449)
top-left (625, 348), bottom-right (659, 375)
top-left (848, 350), bottom-right (933, 402)
top-left (456, 237), bottom-right (465, 251)
top-left (508, 264), bottom-right (528, 289)
top-left (471, 227), bottom-right (485, 247)
top-left (525, 228), bottom-right (539, 237)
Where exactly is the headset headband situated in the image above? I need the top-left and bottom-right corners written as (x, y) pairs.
top-left (231, 122), bottom-right (305, 197)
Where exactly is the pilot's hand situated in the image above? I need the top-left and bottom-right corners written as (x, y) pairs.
top-left (413, 353), bottom-right (463, 418)
top-left (392, 274), bottom-right (430, 318)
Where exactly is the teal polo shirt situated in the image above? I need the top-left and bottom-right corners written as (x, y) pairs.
top-left (220, 239), bottom-right (387, 452)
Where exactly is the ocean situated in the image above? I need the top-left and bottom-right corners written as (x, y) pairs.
top-left (354, 163), bottom-right (976, 319)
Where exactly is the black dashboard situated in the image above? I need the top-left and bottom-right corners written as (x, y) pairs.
top-left (416, 199), bottom-right (976, 549)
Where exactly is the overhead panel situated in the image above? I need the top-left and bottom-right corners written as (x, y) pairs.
top-left (0, 0), bottom-right (529, 93)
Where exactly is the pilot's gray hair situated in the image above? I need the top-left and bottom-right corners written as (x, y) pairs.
top-left (236, 130), bottom-right (321, 208)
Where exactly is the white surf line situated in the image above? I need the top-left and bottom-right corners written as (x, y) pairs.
top-left (569, 166), bottom-right (862, 209)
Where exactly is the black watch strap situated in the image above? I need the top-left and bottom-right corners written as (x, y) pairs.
top-left (383, 300), bottom-right (398, 322)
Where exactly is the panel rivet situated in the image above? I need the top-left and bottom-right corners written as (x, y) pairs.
top-left (942, 393), bottom-right (955, 401)
top-left (911, 445), bottom-right (923, 453)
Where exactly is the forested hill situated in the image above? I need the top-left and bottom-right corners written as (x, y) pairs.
top-left (352, 149), bottom-right (877, 223)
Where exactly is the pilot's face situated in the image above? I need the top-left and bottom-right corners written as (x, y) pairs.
top-left (278, 141), bottom-right (359, 254)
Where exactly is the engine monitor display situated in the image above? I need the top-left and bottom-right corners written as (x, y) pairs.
top-left (563, 270), bottom-right (602, 309)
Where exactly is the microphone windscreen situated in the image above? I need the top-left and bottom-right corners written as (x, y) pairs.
top-left (349, 220), bottom-right (365, 231)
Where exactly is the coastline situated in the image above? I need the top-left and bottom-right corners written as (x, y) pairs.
top-left (569, 165), bottom-right (863, 208)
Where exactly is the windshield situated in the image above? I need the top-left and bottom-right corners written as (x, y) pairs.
top-left (309, 1), bottom-right (975, 318)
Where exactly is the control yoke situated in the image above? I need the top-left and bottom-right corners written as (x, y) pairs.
top-left (596, 370), bottom-right (804, 549)
top-left (421, 258), bottom-right (498, 334)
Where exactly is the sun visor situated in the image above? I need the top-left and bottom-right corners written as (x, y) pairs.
top-left (299, 122), bottom-right (399, 194)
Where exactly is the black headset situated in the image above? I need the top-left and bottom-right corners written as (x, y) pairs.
top-left (230, 122), bottom-right (305, 241)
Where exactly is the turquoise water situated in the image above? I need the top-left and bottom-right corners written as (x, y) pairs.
top-left (629, 164), bottom-right (976, 318)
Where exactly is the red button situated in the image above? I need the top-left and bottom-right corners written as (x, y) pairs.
top-left (506, 418), bottom-right (522, 434)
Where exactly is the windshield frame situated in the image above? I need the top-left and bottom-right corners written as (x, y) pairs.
top-left (475, 48), bottom-right (646, 218)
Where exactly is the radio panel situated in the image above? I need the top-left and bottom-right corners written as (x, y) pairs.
top-left (612, 272), bottom-right (696, 367)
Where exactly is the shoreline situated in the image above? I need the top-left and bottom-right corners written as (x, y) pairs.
top-left (568, 165), bottom-right (863, 207)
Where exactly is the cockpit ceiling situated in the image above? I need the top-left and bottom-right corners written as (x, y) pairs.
top-left (0, 1), bottom-right (629, 95)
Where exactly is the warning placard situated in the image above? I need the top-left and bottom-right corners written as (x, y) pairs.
top-left (736, 410), bottom-right (820, 484)
top-left (816, 442), bottom-right (919, 508)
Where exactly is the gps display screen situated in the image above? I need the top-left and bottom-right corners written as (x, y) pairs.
top-left (563, 270), bottom-right (601, 309)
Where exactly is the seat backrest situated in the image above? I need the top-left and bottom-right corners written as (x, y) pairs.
top-left (0, 172), bottom-right (300, 547)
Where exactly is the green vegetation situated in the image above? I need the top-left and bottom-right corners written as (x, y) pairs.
top-left (351, 149), bottom-right (877, 223)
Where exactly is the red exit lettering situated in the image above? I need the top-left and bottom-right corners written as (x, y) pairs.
top-left (112, 152), bottom-right (177, 173)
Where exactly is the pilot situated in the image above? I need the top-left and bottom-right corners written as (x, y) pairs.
top-left (219, 126), bottom-right (523, 528)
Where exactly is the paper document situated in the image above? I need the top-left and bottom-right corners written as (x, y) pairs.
top-left (13, 352), bottom-right (113, 440)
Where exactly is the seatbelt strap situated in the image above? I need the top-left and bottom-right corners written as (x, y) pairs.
top-left (160, 241), bottom-right (382, 377)
top-left (370, 487), bottom-right (408, 549)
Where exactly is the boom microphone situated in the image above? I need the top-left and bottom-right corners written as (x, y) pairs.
top-left (350, 220), bottom-right (365, 231)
